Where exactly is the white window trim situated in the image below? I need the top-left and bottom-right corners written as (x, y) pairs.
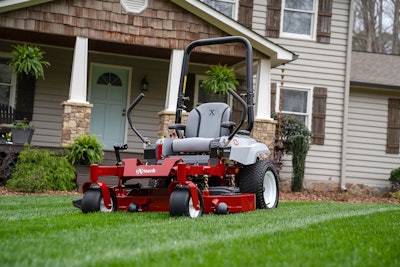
top-left (275, 83), bottom-right (312, 129)
top-left (0, 52), bottom-right (17, 108)
top-left (280, 0), bottom-right (318, 41)
top-left (194, 74), bottom-right (232, 107)
top-left (201, 0), bottom-right (239, 20)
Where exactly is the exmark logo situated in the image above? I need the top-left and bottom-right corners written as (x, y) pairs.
top-left (136, 168), bottom-right (156, 175)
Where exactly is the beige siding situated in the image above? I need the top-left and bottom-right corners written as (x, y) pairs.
top-left (346, 89), bottom-right (400, 186)
top-left (252, 0), bottom-right (352, 184)
top-left (32, 46), bottom-right (73, 147)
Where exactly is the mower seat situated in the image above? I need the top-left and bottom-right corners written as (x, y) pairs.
top-left (169, 102), bottom-right (234, 154)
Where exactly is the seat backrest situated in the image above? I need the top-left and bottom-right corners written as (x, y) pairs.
top-left (185, 102), bottom-right (231, 138)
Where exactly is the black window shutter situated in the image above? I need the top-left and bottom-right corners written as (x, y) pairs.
top-left (265, 0), bottom-right (281, 38)
top-left (238, 0), bottom-right (253, 29)
top-left (311, 87), bottom-right (327, 145)
top-left (386, 98), bottom-right (400, 154)
top-left (317, 0), bottom-right (332, 44)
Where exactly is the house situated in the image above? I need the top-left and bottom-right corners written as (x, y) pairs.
top-left (347, 51), bottom-right (400, 195)
top-left (252, 0), bottom-right (399, 195)
top-left (0, 0), bottom-right (397, 196)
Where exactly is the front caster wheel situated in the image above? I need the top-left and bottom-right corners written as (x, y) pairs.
top-left (169, 187), bottom-right (203, 218)
top-left (81, 188), bottom-right (117, 213)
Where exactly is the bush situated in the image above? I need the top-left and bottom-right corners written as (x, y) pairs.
top-left (5, 147), bottom-right (76, 192)
top-left (274, 114), bottom-right (311, 192)
top-left (289, 135), bottom-right (310, 192)
top-left (389, 167), bottom-right (400, 191)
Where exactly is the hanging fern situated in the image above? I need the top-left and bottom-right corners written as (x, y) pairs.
top-left (201, 64), bottom-right (239, 95)
top-left (9, 44), bottom-right (50, 79)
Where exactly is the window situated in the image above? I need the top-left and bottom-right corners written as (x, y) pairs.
top-left (0, 57), bottom-right (16, 106)
top-left (275, 85), bottom-right (312, 127)
top-left (202, 0), bottom-right (239, 20)
top-left (97, 72), bottom-right (122, 86)
top-left (281, 0), bottom-right (318, 40)
top-left (194, 75), bottom-right (230, 107)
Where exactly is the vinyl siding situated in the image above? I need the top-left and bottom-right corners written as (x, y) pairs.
top-left (346, 89), bottom-right (400, 186)
top-left (252, 0), bottom-right (352, 184)
top-left (31, 46), bottom-right (73, 147)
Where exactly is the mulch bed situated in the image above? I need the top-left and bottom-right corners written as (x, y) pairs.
top-left (0, 186), bottom-right (399, 204)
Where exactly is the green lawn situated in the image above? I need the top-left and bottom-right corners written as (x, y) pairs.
top-left (0, 195), bottom-right (399, 267)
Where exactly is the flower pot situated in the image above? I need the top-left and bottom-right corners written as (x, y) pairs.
top-left (11, 128), bottom-right (34, 145)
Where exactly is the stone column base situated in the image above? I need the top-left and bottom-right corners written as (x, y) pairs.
top-left (158, 110), bottom-right (188, 138)
top-left (250, 118), bottom-right (277, 159)
top-left (61, 101), bottom-right (93, 147)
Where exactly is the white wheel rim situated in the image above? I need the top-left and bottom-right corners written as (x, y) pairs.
top-left (263, 170), bottom-right (277, 208)
top-left (188, 197), bottom-right (201, 218)
top-left (100, 197), bottom-right (113, 212)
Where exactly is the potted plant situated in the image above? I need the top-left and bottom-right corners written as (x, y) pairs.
top-left (8, 43), bottom-right (50, 122)
top-left (67, 134), bottom-right (104, 166)
top-left (11, 119), bottom-right (35, 145)
top-left (201, 63), bottom-right (239, 95)
top-left (66, 134), bottom-right (104, 192)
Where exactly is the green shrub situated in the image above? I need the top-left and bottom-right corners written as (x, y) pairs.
top-left (289, 135), bottom-right (310, 192)
top-left (5, 147), bottom-right (76, 192)
top-left (274, 114), bottom-right (311, 192)
top-left (389, 167), bottom-right (400, 191)
top-left (66, 134), bottom-right (104, 165)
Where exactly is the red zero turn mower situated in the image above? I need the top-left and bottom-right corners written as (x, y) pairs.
top-left (72, 36), bottom-right (279, 217)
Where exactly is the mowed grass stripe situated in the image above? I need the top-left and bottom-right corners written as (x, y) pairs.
top-left (0, 196), bottom-right (398, 267)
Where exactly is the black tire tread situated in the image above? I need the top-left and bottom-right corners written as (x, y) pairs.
top-left (239, 160), bottom-right (279, 209)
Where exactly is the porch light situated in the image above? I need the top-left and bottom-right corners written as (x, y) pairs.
top-left (141, 75), bottom-right (148, 91)
top-left (140, 75), bottom-right (149, 91)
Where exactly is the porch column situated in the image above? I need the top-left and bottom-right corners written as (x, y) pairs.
top-left (158, 49), bottom-right (184, 138)
top-left (60, 37), bottom-right (92, 147)
top-left (254, 58), bottom-right (271, 119)
top-left (250, 58), bottom-right (276, 158)
top-left (68, 36), bottom-right (88, 103)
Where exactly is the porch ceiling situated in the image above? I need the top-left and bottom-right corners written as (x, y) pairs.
top-left (0, 28), bottom-right (244, 66)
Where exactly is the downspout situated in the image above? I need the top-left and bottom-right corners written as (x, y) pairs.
top-left (340, 0), bottom-right (355, 191)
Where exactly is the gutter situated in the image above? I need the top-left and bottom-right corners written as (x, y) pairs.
top-left (340, 0), bottom-right (355, 191)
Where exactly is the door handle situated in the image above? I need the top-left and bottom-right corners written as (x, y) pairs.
top-left (122, 109), bottom-right (126, 116)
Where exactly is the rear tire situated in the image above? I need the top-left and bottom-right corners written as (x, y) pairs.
top-left (81, 188), bottom-right (117, 213)
top-left (169, 187), bottom-right (203, 218)
top-left (239, 160), bottom-right (279, 209)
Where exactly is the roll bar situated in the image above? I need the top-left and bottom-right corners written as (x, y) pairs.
top-left (175, 36), bottom-right (254, 132)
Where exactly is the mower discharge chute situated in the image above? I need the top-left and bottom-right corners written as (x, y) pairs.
top-left (72, 36), bottom-right (279, 217)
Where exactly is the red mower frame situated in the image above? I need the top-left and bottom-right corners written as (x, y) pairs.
top-left (73, 36), bottom-right (279, 217)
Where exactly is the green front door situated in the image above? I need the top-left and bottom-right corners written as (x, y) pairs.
top-left (90, 66), bottom-right (128, 150)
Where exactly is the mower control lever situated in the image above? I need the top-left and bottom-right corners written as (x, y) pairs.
top-left (113, 144), bottom-right (128, 164)
top-left (127, 93), bottom-right (150, 145)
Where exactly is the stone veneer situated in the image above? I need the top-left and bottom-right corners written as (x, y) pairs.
top-left (158, 110), bottom-right (188, 138)
top-left (60, 101), bottom-right (93, 147)
top-left (250, 118), bottom-right (277, 159)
